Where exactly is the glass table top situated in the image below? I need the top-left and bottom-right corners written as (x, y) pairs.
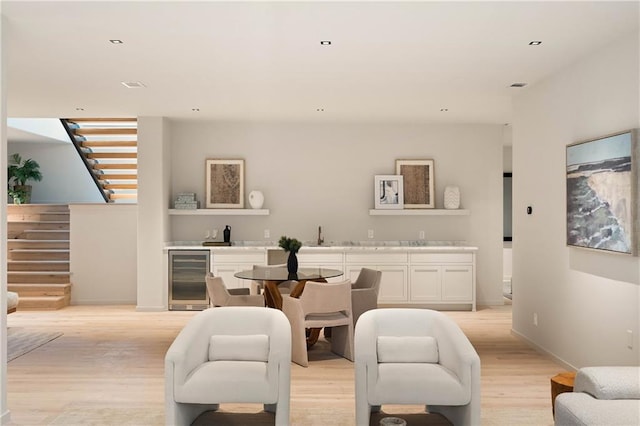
top-left (234, 267), bottom-right (343, 282)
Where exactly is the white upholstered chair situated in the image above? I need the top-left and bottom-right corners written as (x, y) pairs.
top-left (554, 366), bottom-right (640, 426)
top-left (165, 306), bottom-right (291, 426)
top-left (281, 280), bottom-right (354, 367)
top-left (205, 274), bottom-right (265, 307)
top-left (354, 308), bottom-right (481, 426)
top-left (351, 268), bottom-right (382, 328)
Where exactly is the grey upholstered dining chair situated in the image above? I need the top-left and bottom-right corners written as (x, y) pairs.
top-left (205, 273), bottom-right (265, 307)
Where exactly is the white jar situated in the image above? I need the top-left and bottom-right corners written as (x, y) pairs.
top-left (249, 190), bottom-right (265, 209)
top-left (444, 186), bottom-right (460, 209)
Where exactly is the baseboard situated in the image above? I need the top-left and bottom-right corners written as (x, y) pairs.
top-left (135, 305), bottom-right (167, 312)
top-left (72, 299), bottom-right (137, 305)
top-left (511, 328), bottom-right (578, 371)
top-left (1, 409), bottom-right (11, 425)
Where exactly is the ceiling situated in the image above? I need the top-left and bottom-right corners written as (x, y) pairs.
top-left (2, 1), bottom-right (638, 124)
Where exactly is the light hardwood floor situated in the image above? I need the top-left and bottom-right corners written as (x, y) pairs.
top-left (6, 302), bottom-right (561, 425)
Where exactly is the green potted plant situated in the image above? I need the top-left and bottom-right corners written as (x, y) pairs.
top-left (279, 235), bottom-right (302, 277)
top-left (8, 153), bottom-right (43, 204)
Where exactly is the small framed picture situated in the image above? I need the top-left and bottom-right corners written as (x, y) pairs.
top-left (205, 159), bottom-right (244, 208)
top-left (374, 175), bottom-right (404, 209)
top-left (396, 159), bottom-right (435, 208)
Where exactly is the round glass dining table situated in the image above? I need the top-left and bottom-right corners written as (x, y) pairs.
top-left (234, 267), bottom-right (343, 310)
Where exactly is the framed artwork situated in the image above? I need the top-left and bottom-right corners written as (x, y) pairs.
top-left (375, 175), bottom-right (404, 209)
top-left (395, 159), bottom-right (435, 208)
top-left (566, 129), bottom-right (639, 255)
top-left (205, 159), bottom-right (244, 208)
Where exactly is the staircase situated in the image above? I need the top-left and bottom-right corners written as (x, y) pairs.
top-left (7, 204), bottom-right (71, 310)
top-left (61, 118), bottom-right (138, 203)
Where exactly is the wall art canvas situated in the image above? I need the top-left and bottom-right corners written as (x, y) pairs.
top-left (206, 159), bottom-right (244, 208)
top-left (375, 175), bottom-right (404, 209)
top-left (566, 130), bottom-right (639, 255)
top-left (396, 159), bottom-right (435, 208)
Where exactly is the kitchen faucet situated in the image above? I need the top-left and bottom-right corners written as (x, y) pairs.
top-left (317, 226), bottom-right (324, 246)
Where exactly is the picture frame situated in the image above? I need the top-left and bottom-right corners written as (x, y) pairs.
top-left (374, 175), bottom-right (404, 209)
top-left (566, 129), bottom-right (639, 255)
top-left (395, 159), bottom-right (435, 208)
top-left (205, 159), bottom-right (244, 209)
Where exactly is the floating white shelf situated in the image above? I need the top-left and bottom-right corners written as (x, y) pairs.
top-left (169, 209), bottom-right (270, 216)
top-left (369, 209), bottom-right (470, 216)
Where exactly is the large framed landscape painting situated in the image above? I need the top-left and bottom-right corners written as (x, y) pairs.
top-left (566, 130), bottom-right (639, 255)
top-left (205, 159), bottom-right (244, 208)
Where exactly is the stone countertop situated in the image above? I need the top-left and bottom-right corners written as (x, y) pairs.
top-left (164, 240), bottom-right (478, 251)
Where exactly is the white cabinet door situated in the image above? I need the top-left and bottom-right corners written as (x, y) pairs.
top-left (410, 266), bottom-right (442, 301)
top-left (212, 263), bottom-right (253, 289)
top-left (376, 265), bottom-right (408, 302)
top-left (441, 266), bottom-right (473, 301)
top-left (298, 252), bottom-right (345, 282)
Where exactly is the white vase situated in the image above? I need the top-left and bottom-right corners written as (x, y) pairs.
top-left (249, 190), bottom-right (264, 209)
top-left (444, 186), bottom-right (460, 209)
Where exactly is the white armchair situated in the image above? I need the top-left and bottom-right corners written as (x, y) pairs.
top-left (165, 306), bottom-right (291, 426)
top-left (554, 366), bottom-right (640, 426)
top-left (354, 308), bottom-right (481, 426)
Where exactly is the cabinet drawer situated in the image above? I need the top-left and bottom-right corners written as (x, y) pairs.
top-left (345, 252), bottom-right (407, 264)
top-left (410, 253), bottom-right (473, 264)
top-left (213, 251), bottom-right (265, 264)
top-left (297, 253), bottom-right (344, 264)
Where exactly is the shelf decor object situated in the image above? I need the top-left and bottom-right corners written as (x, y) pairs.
top-left (205, 158), bottom-right (244, 209)
top-left (396, 159), bottom-right (435, 209)
top-left (249, 190), bottom-right (265, 209)
top-left (444, 186), bottom-right (461, 209)
top-left (566, 129), bottom-right (639, 255)
top-left (374, 175), bottom-right (404, 210)
top-left (173, 192), bottom-right (199, 210)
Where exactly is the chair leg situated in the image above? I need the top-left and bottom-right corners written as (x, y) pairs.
top-left (167, 402), bottom-right (219, 426)
top-left (330, 324), bottom-right (354, 361)
top-left (291, 321), bottom-right (309, 367)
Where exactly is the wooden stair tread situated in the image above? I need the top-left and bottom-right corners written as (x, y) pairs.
top-left (8, 271), bottom-right (70, 275)
top-left (97, 174), bottom-right (137, 180)
top-left (93, 163), bottom-right (137, 170)
top-left (66, 117), bottom-right (137, 122)
top-left (10, 249), bottom-right (69, 252)
top-left (81, 140), bottom-right (137, 147)
top-left (74, 128), bottom-right (137, 135)
top-left (87, 152), bottom-right (137, 159)
top-left (8, 260), bottom-right (69, 264)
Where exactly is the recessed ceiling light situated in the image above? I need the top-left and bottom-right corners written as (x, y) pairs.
top-left (529, 41), bottom-right (542, 46)
top-left (440, 108), bottom-right (448, 112)
top-left (121, 81), bottom-right (146, 89)
top-left (316, 108), bottom-right (325, 112)
top-left (510, 83), bottom-right (528, 88)
top-left (110, 39), bottom-right (123, 44)
top-left (75, 107), bottom-right (84, 111)
top-left (320, 41), bottom-right (332, 46)
top-left (192, 108), bottom-right (200, 112)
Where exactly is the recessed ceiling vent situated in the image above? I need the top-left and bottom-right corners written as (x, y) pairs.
top-left (510, 83), bottom-right (527, 88)
top-left (121, 81), bottom-right (146, 89)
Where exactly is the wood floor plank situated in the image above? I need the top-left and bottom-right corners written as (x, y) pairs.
top-left (6, 302), bottom-right (560, 425)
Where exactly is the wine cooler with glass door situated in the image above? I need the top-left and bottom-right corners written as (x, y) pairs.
top-left (168, 250), bottom-right (211, 310)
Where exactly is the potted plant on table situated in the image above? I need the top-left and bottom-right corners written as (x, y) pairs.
top-left (279, 235), bottom-right (302, 278)
top-left (7, 153), bottom-right (43, 204)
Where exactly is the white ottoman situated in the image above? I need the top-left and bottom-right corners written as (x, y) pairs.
top-left (7, 291), bottom-right (19, 313)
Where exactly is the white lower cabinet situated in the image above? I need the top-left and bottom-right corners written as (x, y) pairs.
top-left (168, 245), bottom-right (476, 310)
top-left (212, 250), bottom-right (266, 289)
top-left (297, 252), bottom-right (345, 282)
top-left (409, 253), bottom-right (476, 311)
top-left (345, 252), bottom-right (409, 303)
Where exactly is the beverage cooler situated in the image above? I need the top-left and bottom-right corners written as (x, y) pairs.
top-left (168, 250), bottom-right (210, 310)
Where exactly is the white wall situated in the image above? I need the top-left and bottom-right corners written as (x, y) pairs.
top-left (512, 31), bottom-right (640, 368)
top-left (0, 11), bottom-right (9, 425)
top-left (8, 141), bottom-right (103, 203)
top-left (69, 204), bottom-right (137, 304)
top-left (169, 122), bottom-right (504, 306)
top-left (136, 117), bottom-right (170, 311)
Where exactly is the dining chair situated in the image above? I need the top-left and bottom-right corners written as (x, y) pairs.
top-left (351, 268), bottom-right (382, 327)
top-left (281, 280), bottom-right (354, 367)
top-left (205, 273), bottom-right (265, 307)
